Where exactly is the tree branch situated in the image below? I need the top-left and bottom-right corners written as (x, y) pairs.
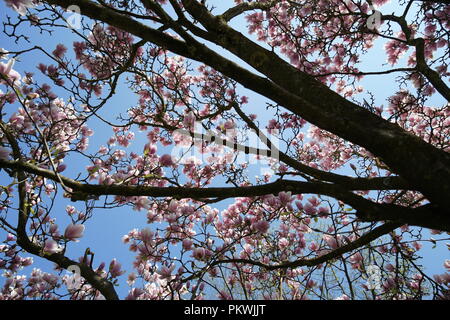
top-left (179, 0), bottom-right (450, 211)
top-left (211, 221), bottom-right (402, 270)
top-left (1, 158), bottom-right (448, 231)
top-left (0, 124), bottom-right (119, 300)
top-left (35, 0), bottom-right (450, 225)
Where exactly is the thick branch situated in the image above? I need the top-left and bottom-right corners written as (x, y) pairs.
top-left (0, 158), bottom-right (413, 196)
top-left (212, 222), bottom-right (402, 270)
top-left (42, 0), bottom-right (450, 210)
top-left (232, 102), bottom-right (411, 190)
top-left (1, 159), bottom-right (449, 231)
top-left (32, 0), bottom-right (450, 222)
top-left (221, 1), bottom-right (278, 22)
top-left (179, 0), bottom-right (450, 211)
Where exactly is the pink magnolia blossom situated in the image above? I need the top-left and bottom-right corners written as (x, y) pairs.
top-left (0, 48), bottom-right (8, 59)
top-left (306, 279), bottom-right (316, 288)
top-left (433, 273), bottom-right (450, 285)
top-left (0, 59), bottom-right (21, 85)
top-left (303, 203), bottom-right (317, 215)
top-left (0, 0), bottom-right (447, 302)
top-left (182, 239), bottom-right (193, 251)
top-left (278, 191), bottom-right (292, 206)
top-left (192, 247), bottom-right (206, 261)
top-left (218, 290), bottom-right (232, 300)
top-left (138, 228), bottom-right (153, 243)
top-left (167, 199), bottom-right (178, 213)
top-left (109, 258), bottom-right (125, 277)
top-left (349, 252), bottom-right (363, 268)
top-left (240, 96), bottom-right (249, 104)
top-left (134, 197), bottom-right (151, 211)
top-left (64, 224), bottom-right (85, 241)
top-left (127, 272), bottom-right (137, 286)
top-left (157, 264), bottom-right (175, 280)
top-left (445, 260), bottom-right (450, 272)
top-left (309, 241), bottom-right (318, 251)
top-left (5, 0), bottom-right (35, 16)
top-left (223, 120), bottom-right (235, 130)
top-left (278, 237), bottom-right (289, 250)
top-left (52, 44), bottom-right (67, 59)
top-left (6, 233), bottom-right (16, 242)
top-left (385, 263), bottom-right (395, 272)
top-left (252, 220), bottom-right (269, 234)
top-left (183, 111), bottom-right (196, 128)
top-left (159, 154), bottom-right (174, 167)
top-left (43, 239), bottom-right (62, 254)
top-left (0, 147), bottom-right (11, 160)
top-left (56, 164), bottom-right (66, 172)
top-left (412, 241), bottom-right (422, 251)
top-left (323, 235), bottom-right (339, 250)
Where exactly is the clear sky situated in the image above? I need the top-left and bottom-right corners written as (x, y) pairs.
top-left (0, 0), bottom-right (448, 299)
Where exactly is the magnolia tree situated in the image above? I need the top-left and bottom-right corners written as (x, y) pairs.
top-left (0, 0), bottom-right (449, 300)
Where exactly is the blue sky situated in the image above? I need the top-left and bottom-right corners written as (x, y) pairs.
top-left (0, 0), bottom-right (448, 299)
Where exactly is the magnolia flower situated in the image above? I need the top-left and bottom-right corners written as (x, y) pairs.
top-left (127, 272), bottom-right (137, 286)
top-left (5, 0), bottom-right (35, 16)
top-left (138, 228), bottom-right (153, 243)
top-left (183, 111), bottom-right (196, 129)
top-left (43, 239), bottom-right (62, 254)
top-left (143, 143), bottom-right (157, 155)
top-left (323, 234), bottom-right (339, 249)
top-left (445, 260), bottom-right (450, 272)
top-left (56, 164), bottom-right (66, 172)
top-left (126, 288), bottom-right (145, 300)
top-left (223, 120), bottom-right (235, 130)
top-left (252, 220), bottom-right (270, 234)
top-left (167, 199), bottom-right (178, 213)
top-left (0, 147), bottom-right (11, 161)
top-left (52, 44), bottom-right (67, 59)
top-left (278, 237), bottom-right (290, 250)
top-left (157, 264), bottom-right (175, 280)
top-left (160, 154), bottom-right (174, 167)
top-left (349, 252), bottom-right (363, 267)
top-left (306, 279), bottom-right (316, 288)
top-left (109, 258), bottom-right (125, 277)
top-left (385, 263), bottom-right (395, 272)
top-left (309, 241), bottom-right (318, 251)
top-left (182, 239), bottom-right (193, 251)
top-left (134, 197), bottom-right (151, 211)
top-left (303, 203), bottom-right (317, 215)
top-left (278, 191), bottom-right (292, 206)
top-left (64, 224), bottom-right (85, 241)
top-left (204, 212), bottom-right (215, 224)
top-left (6, 233), bottom-right (16, 242)
top-left (0, 59), bottom-right (21, 86)
top-left (192, 247), bottom-right (206, 261)
top-left (0, 48), bottom-right (9, 60)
